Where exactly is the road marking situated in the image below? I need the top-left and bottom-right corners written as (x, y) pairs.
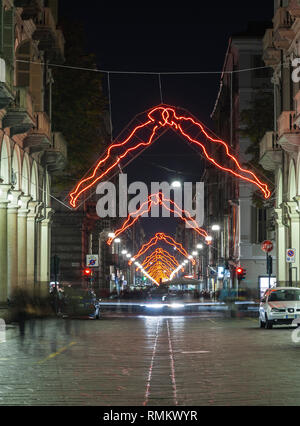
top-left (36, 341), bottom-right (76, 365)
top-left (182, 351), bottom-right (210, 354)
top-left (143, 319), bottom-right (160, 406)
top-left (208, 319), bottom-right (218, 325)
top-left (167, 320), bottom-right (178, 406)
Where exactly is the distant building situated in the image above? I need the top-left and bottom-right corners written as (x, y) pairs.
top-left (0, 0), bottom-right (67, 303)
top-left (208, 22), bottom-right (275, 296)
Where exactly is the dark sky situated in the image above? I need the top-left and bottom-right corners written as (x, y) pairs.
top-left (58, 1), bottom-right (274, 237)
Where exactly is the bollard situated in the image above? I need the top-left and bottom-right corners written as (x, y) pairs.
top-left (0, 318), bottom-right (6, 343)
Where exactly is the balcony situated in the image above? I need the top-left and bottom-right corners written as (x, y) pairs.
top-left (32, 7), bottom-right (56, 52)
top-left (277, 111), bottom-right (300, 153)
top-left (263, 29), bottom-right (281, 66)
top-left (259, 131), bottom-right (282, 171)
top-left (42, 132), bottom-right (67, 173)
top-left (273, 7), bottom-right (295, 49)
top-left (23, 111), bottom-right (52, 153)
top-left (288, 0), bottom-right (300, 18)
top-left (2, 87), bottom-right (35, 136)
top-left (0, 59), bottom-right (14, 109)
top-left (14, 0), bottom-right (42, 20)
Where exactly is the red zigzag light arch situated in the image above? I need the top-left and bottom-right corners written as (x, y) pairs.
top-left (129, 232), bottom-right (196, 266)
top-left (107, 193), bottom-right (208, 246)
top-left (69, 105), bottom-right (271, 208)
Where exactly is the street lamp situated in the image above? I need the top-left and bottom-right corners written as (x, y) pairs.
top-left (108, 232), bottom-right (115, 238)
top-left (114, 238), bottom-right (121, 243)
top-left (171, 180), bottom-right (182, 188)
top-left (197, 244), bottom-right (203, 250)
top-left (212, 224), bottom-right (221, 232)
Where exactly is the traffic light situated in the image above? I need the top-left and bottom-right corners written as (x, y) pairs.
top-left (83, 268), bottom-right (92, 278)
top-left (236, 267), bottom-right (246, 281)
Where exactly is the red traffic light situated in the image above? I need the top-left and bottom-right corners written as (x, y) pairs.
top-left (236, 267), bottom-right (246, 280)
top-left (83, 268), bottom-right (92, 276)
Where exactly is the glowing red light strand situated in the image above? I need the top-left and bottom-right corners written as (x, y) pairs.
top-left (69, 106), bottom-right (271, 207)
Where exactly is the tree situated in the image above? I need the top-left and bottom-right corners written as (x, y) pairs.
top-left (240, 88), bottom-right (275, 208)
top-left (51, 20), bottom-right (110, 193)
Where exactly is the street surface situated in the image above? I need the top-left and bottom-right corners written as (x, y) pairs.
top-left (0, 313), bottom-right (300, 406)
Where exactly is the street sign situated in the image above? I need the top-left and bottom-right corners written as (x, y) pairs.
top-left (261, 240), bottom-right (273, 253)
top-left (86, 254), bottom-right (99, 267)
top-left (286, 249), bottom-right (296, 263)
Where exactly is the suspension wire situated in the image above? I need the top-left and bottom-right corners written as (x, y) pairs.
top-left (15, 59), bottom-right (277, 76)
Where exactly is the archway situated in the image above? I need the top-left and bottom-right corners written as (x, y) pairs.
top-left (30, 161), bottom-right (39, 201)
top-left (21, 153), bottom-right (30, 196)
top-left (0, 135), bottom-right (11, 184)
top-left (288, 159), bottom-right (297, 201)
top-left (11, 145), bottom-right (21, 190)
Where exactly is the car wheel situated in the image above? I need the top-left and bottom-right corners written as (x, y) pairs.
top-left (265, 315), bottom-right (273, 329)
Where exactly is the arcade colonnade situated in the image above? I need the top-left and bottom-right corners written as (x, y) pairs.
top-left (275, 156), bottom-right (300, 286)
top-left (0, 132), bottom-right (52, 303)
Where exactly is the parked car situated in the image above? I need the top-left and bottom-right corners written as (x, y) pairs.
top-left (61, 287), bottom-right (101, 320)
top-left (259, 287), bottom-right (300, 329)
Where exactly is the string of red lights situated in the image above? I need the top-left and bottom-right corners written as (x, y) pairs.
top-left (107, 193), bottom-right (208, 246)
top-left (69, 105), bottom-right (271, 208)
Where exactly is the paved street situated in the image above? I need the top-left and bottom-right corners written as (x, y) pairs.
top-left (0, 313), bottom-right (300, 406)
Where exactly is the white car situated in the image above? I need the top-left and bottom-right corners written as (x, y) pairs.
top-left (259, 287), bottom-right (300, 329)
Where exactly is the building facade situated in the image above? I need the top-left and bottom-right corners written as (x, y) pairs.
top-left (261, 0), bottom-right (300, 286)
top-left (207, 23), bottom-right (276, 297)
top-left (0, 0), bottom-right (66, 304)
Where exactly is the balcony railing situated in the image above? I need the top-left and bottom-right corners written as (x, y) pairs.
top-left (3, 87), bottom-right (35, 136)
top-left (259, 131), bottom-right (282, 171)
top-left (15, 87), bottom-right (34, 118)
top-left (14, 0), bottom-right (42, 20)
top-left (0, 58), bottom-right (14, 109)
top-left (42, 132), bottom-right (67, 173)
top-left (33, 7), bottom-right (56, 50)
top-left (288, 0), bottom-right (300, 18)
top-left (273, 7), bottom-right (295, 49)
top-left (23, 111), bottom-right (52, 153)
top-left (277, 110), bottom-right (300, 153)
top-left (273, 7), bottom-right (295, 32)
top-left (263, 29), bottom-right (281, 66)
top-left (278, 111), bottom-right (299, 137)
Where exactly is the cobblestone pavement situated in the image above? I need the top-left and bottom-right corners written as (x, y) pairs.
top-left (0, 313), bottom-right (300, 406)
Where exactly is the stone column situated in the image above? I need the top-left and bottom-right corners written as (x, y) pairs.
top-left (274, 208), bottom-right (287, 286)
top-left (287, 200), bottom-right (300, 285)
top-left (38, 208), bottom-right (54, 298)
top-left (7, 190), bottom-right (22, 298)
top-left (26, 201), bottom-right (41, 296)
top-left (0, 184), bottom-right (11, 304)
top-left (17, 196), bottom-right (31, 290)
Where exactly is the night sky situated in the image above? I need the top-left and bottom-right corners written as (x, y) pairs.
top-left (58, 1), bottom-right (274, 237)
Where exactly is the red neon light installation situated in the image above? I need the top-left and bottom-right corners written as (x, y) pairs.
top-left (107, 193), bottom-right (207, 246)
top-left (141, 248), bottom-right (179, 270)
top-left (69, 105), bottom-right (271, 208)
top-left (129, 232), bottom-right (195, 265)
